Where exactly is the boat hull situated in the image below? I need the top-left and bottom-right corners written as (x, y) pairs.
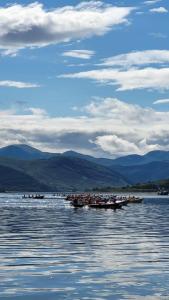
top-left (89, 203), bottom-right (122, 209)
top-left (128, 198), bottom-right (143, 203)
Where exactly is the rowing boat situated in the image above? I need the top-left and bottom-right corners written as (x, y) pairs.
top-left (89, 202), bottom-right (122, 209)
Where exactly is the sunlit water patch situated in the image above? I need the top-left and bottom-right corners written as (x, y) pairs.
top-left (0, 193), bottom-right (169, 299)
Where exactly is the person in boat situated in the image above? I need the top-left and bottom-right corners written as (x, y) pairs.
top-left (73, 198), bottom-right (78, 206)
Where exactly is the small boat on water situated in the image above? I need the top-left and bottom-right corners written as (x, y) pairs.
top-left (68, 193), bottom-right (143, 208)
top-left (22, 194), bottom-right (45, 199)
top-left (116, 199), bottom-right (128, 206)
top-left (157, 190), bottom-right (169, 196)
top-left (70, 198), bottom-right (86, 208)
top-left (127, 196), bottom-right (143, 203)
top-left (71, 202), bottom-right (85, 208)
top-left (69, 194), bottom-right (128, 209)
top-left (88, 202), bottom-right (122, 209)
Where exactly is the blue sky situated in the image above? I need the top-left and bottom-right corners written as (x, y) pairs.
top-left (0, 0), bottom-right (169, 157)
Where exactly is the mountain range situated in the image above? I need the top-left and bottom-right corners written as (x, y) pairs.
top-left (0, 144), bottom-right (169, 191)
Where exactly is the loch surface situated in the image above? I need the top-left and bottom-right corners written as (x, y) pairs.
top-left (0, 194), bottom-right (169, 300)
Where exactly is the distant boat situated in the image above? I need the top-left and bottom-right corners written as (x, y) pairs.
top-left (127, 196), bottom-right (143, 203)
top-left (157, 190), bottom-right (169, 196)
top-left (22, 194), bottom-right (45, 199)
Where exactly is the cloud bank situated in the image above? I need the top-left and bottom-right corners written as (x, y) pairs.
top-left (61, 49), bottom-right (169, 91)
top-left (101, 50), bottom-right (169, 68)
top-left (61, 67), bottom-right (169, 91)
top-left (0, 2), bottom-right (133, 54)
top-left (1, 98), bottom-right (169, 158)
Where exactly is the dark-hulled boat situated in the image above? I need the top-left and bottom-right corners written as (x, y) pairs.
top-left (89, 202), bottom-right (122, 209)
top-left (157, 190), bottom-right (169, 196)
top-left (22, 194), bottom-right (45, 199)
top-left (67, 193), bottom-right (143, 209)
top-left (71, 201), bottom-right (85, 208)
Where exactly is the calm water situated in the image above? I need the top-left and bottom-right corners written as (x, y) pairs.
top-left (0, 194), bottom-right (169, 300)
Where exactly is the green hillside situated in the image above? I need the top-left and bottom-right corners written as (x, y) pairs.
top-left (0, 156), bottom-right (128, 191)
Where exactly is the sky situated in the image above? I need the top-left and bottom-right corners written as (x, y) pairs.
top-left (0, 0), bottom-right (169, 157)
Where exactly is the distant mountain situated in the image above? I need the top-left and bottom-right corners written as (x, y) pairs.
top-left (0, 145), bottom-right (118, 166)
top-left (63, 150), bottom-right (112, 166)
top-left (111, 150), bottom-right (169, 166)
top-left (112, 161), bottom-right (169, 184)
top-left (0, 164), bottom-right (49, 191)
top-left (0, 156), bottom-right (128, 191)
top-left (0, 144), bottom-right (51, 160)
top-left (1, 145), bottom-right (169, 168)
top-left (1, 145), bottom-right (169, 190)
top-left (26, 156), bottom-right (128, 191)
top-left (61, 150), bottom-right (169, 167)
top-left (64, 149), bottom-right (169, 186)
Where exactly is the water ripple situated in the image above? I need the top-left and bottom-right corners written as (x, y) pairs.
top-left (0, 194), bottom-right (169, 299)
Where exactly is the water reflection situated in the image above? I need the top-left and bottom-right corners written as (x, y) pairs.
top-left (0, 194), bottom-right (168, 299)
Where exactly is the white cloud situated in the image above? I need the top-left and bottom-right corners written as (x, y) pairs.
top-left (60, 67), bottom-right (169, 91)
top-left (62, 50), bottom-right (95, 60)
top-left (150, 7), bottom-right (168, 13)
top-left (94, 135), bottom-right (139, 155)
top-left (144, 0), bottom-right (162, 5)
top-left (84, 97), bottom-right (148, 119)
top-left (100, 50), bottom-right (169, 68)
top-left (150, 32), bottom-right (167, 39)
top-left (0, 2), bottom-right (133, 54)
top-left (28, 107), bottom-right (47, 115)
top-left (153, 99), bottom-right (169, 104)
top-left (1, 49), bottom-right (19, 57)
top-left (0, 98), bottom-right (169, 157)
top-left (62, 50), bottom-right (169, 91)
top-left (0, 80), bottom-right (40, 88)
